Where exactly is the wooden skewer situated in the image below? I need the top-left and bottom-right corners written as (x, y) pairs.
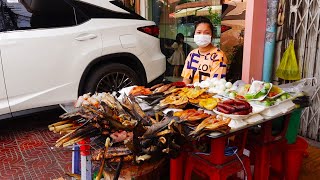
top-left (59, 129), bottom-right (76, 135)
top-left (56, 127), bottom-right (96, 147)
top-left (58, 126), bottom-right (78, 133)
top-left (96, 138), bottom-right (111, 180)
top-left (65, 172), bottom-right (81, 180)
top-left (48, 120), bottom-right (72, 129)
top-left (51, 123), bottom-right (74, 132)
top-left (102, 170), bottom-right (110, 180)
top-left (63, 137), bottom-right (83, 147)
top-left (56, 119), bottom-right (90, 143)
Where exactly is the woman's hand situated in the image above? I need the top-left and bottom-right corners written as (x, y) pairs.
top-left (182, 78), bottom-right (192, 85)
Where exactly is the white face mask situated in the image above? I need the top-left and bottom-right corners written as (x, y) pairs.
top-left (194, 34), bottom-right (212, 47)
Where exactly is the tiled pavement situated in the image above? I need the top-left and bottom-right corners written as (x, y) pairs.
top-left (0, 109), bottom-right (71, 180)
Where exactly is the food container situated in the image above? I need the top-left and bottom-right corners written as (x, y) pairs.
top-left (244, 81), bottom-right (273, 101)
top-left (267, 85), bottom-right (285, 99)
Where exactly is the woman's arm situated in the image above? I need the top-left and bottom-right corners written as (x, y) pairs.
top-left (183, 78), bottom-right (192, 85)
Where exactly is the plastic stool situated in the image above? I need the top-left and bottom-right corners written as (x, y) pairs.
top-left (247, 114), bottom-right (291, 180)
top-left (194, 129), bottom-right (248, 165)
top-left (250, 139), bottom-right (287, 180)
top-left (170, 144), bottom-right (194, 180)
top-left (170, 151), bottom-right (188, 180)
top-left (285, 137), bottom-right (308, 180)
top-left (184, 153), bottom-right (252, 180)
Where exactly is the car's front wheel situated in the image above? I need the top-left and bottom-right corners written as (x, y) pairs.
top-left (82, 63), bottom-right (142, 94)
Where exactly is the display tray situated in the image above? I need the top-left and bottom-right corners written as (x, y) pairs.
top-left (267, 91), bottom-right (285, 99)
top-left (251, 97), bottom-right (294, 108)
top-left (245, 81), bottom-right (273, 101)
top-left (212, 103), bottom-right (266, 120)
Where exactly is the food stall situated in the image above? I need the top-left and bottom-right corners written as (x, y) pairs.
top-left (48, 78), bottom-right (313, 179)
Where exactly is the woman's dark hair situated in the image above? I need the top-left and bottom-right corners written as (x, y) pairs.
top-left (194, 16), bottom-right (215, 37)
top-left (176, 33), bottom-right (184, 44)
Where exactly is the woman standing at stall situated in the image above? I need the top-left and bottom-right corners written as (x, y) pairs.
top-left (182, 17), bottom-right (228, 84)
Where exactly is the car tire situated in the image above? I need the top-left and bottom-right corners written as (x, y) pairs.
top-left (82, 63), bottom-right (142, 94)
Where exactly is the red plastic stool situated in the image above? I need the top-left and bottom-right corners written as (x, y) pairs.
top-left (250, 139), bottom-right (287, 180)
top-left (285, 137), bottom-right (308, 180)
top-left (184, 153), bottom-right (252, 180)
top-left (194, 129), bottom-right (248, 165)
top-left (247, 114), bottom-right (291, 180)
top-left (170, 144), bottom-right (194, 180)
top-left (170, 151), bottom-right (188, 180)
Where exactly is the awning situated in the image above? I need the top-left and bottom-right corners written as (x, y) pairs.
top-left (172, 5), bottom-right (222, 18)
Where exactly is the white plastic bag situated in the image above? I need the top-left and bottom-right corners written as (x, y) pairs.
top-left (278, 78), bottom-right (318, 96)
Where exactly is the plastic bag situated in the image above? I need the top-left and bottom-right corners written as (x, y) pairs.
top-left (275, 40), bottom-right (301, 80)
top-left (278, 78), bottom-right (318, 96)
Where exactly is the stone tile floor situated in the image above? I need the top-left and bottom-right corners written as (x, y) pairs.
top-left (0, 109), bottom-right (71, 180)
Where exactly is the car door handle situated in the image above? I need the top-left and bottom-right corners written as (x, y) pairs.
top-left (75, 34), bottom-right (97, 41)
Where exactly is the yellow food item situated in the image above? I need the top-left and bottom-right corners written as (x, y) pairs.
top-left (160, 94), bottom-right (188, 107)
top-left (186, 88), bottom-right (207, 99)
top-left (188, 98), bottom-right (199, 104)
top-left (199, 98), bottom-right (218, 110)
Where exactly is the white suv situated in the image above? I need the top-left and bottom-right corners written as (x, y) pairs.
top-left (0, 0), bottom-right (166, 119)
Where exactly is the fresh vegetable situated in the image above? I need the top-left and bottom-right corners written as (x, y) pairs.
top-left (280, 94), bottom-right (287, 101)
top-left (245, 82), bottom-right (272, 100)
top-left (229, 92), bottom-right (236, 99)
top-left (262, 100), bottom-right (274, 107)
top-left (264, 83), bottom-right (271, 90)
top-left (225, 82), bottom-right (233, 89)
top-left (244, 93), bottom-right (255, 100)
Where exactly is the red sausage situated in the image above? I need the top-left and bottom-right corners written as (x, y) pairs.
top-left (233, 109), bottom-right (250, 115)
top-left (217, 103), bottom-right (236, 113)
top-left (233, 104), bottom-right (249, 111)
top-left (223, 99), bottom-right (236, 105)
top-left (217, 106), bottom-right (232, 114)
top-left (233, 99), bottom-right (251, 109)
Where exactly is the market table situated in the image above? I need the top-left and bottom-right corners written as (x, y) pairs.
top-left (54, 78), bottom-right (308, 179)
top-left (171, 109), bottom-right (294, 180)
